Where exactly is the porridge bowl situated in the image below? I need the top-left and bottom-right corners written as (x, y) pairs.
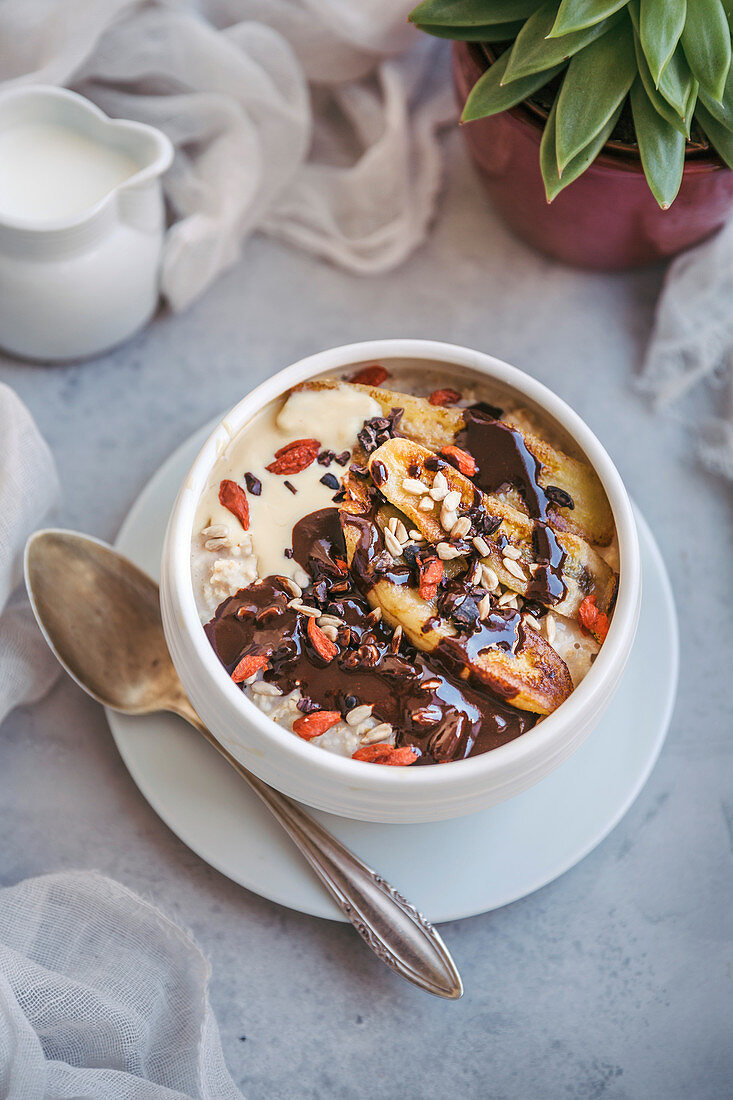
top-left (160, 340), bottom-right (641, 823)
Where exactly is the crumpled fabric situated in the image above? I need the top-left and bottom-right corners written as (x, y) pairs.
top-left (0, 871), bottom-right (243, 1099)
top-left (0, 0), bottom-right (455, 311)
top-left (638, 217), bottom-right (733, 483)
top-left (0, 383), bottom-right (60, 727)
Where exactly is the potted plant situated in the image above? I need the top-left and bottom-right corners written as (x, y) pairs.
top-left (409, 0), bottom-right (733, 268)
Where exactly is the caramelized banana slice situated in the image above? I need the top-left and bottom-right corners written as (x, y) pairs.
top-left (341, 512), bottom-right (573, 715)
top-left (298, 379), bottom-right (613, 545)
top-left (367, 437), bottom-right (617, 620)
top-left (502, 409), bottom-right (614, 545)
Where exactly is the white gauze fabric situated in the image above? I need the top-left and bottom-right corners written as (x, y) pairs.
top-left (0, 384), bottom-right (60, 726)
top-left (638, 217), bottom-right (733, 483)
top-left (0, 0), bottom-right (456, 311)
top-left (0, 871), bottom-right (243, 1099)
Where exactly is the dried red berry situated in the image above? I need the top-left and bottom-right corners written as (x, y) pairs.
top-left (293, 710), bottom-right (342, 740)
top-left (219, 479), bottom-right (250, 530)
top-left (418, 557), bottom-right (444, 601)
top-left (352, 744), bottom-right (420, 765)
top-left (350, 365), bottom-right (389, 386)
top-left (266, 438), bottom-right (321, 476)
top-left (441, 445), bottom-right (478, 478)
top-left (429, 388), bottom-right (462, 406)
top-left (306, 615), bottom-right (339, 661)
top-left (231, 653), bottom-right (269, 683)
top-left (578, 594), bottom-right (610, 643)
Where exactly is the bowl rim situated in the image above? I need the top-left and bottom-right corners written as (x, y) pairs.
top-left (163, 338), bottom-right (640, 792)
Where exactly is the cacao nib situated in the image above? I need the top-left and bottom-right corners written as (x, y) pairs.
top-left (546, 484), bottom-right (575, 510)
top-left (244, 472), bottom-right (262, 496)
top-left (284, 480), bottom-right (297, 494)
top-left (335, 451), bottom-right (351, 466)
top-left (317, 449), bottom-right (335, 466)
top-left (320, 472), bottom-right (340, 490)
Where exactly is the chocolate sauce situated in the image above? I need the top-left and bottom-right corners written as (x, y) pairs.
top-left (457, 408), bottom-right (567, 604)
top-left (205, 509), bottom-right (534, 764)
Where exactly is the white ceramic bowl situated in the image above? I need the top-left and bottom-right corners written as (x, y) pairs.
top-left (161, 340), bottom-right (641, 823)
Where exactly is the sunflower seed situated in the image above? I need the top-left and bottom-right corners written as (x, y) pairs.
top-left (320, 624), bottom-right (339, 642)
top-left (481, 564), bottom-right (499, 591)
top-left (202, 524), bottom-right (229, 539)
top-left (360, 723), bottom-right (393, 746)
top-left (409, 529), bottom-right (426, 542)
top-left (503, 544), bottom-right (522, 560)
top-left (419, 496), bottom-right (435, 511)
top-left (384, 528), bottom-right (403, 558)
top-left (391, 624), bottom-right (403, 652)
top-left (469, 561), bottom-right (483, 585)
top-left (498, 590), bottom-right (519, 609)
top-left (472, 535), bottom-right (490, 557)
top-left (366, 606), bottom-right (382, 624)
top-left (440, 508), bottom-right (458, 533)
top-left (450, 516), bottom-right (471, 539)
top-left (443, 490), bottom-right (461, 511)
top-left (346, 704), bottom-right (373, 726)
top-left (293, 567), bottom-right (310, 589)
top-left (204, 536), bottom-right (230, 551)
top-left (393, 519), bottom-right (409, 544)
top-left (544, 614), bottom-right (556, 644)
top-left (317, 613), bottom-right (344, 628)
top-left (403, 477), bottom-right (430, 495)
top-left (297, 604), bottom-right (322, 618)
top-left (251, 681), bottom-right (282, 697)
top-left (282, 577), bottom-right (302, 598)
top-left (437, 542), bottom-right (463, 560)
top-left (478, 593), bottom-right (492, 620)
top-left (503, 557), bottom-right (526, 581)
top-left (523, 613), bottom-right (541, 632)
top-left (287, 597), bottom-right (303, 610)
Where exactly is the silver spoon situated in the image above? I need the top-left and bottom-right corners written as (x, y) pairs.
top-left (24, 528), bottom-right (463, 1000)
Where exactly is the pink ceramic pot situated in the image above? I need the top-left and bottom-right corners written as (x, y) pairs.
top-left (454, 41), bottom-right (733, 269)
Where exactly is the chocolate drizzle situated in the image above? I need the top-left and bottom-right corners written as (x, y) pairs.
top-left (204, 508), bottom-right (534, 764)
top-left (457, 408), bottom-right (567, 604)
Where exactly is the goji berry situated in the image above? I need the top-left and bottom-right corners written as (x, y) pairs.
top-left (429, 388), bottom-right (462, 406)
top-left (293, 710), bottom-right (342, 740)
top-left (441, 445), bottom-right (477, 478)
top-left (266, 438), bottom-right (321, 475)
top-left (306, 615), bottom-right (339, 661)
top-left (350, 365), bottom-right (388, 386)
top-left (231, 653), bottom-right (269, 683)
top-left (219, 479), bottom-right (250, 530)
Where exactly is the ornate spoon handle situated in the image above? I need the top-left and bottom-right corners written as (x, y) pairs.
top-left (181, 706), bottom-right (463, 999)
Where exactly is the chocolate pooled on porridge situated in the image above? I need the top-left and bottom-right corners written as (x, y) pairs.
top-left (192, 364), bottom-right (619, 766)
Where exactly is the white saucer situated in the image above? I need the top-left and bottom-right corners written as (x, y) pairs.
top-left (110, 423), bottom-right (678, 924)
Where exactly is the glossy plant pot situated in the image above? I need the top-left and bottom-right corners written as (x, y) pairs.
top-left (453, 41), bottom-right (733, 270)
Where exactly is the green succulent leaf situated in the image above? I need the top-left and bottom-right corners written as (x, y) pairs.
top-left (681, 0), bottom-right (732, 101)
top-left (462, 48), bottom-right (565, 121)
top-left (628, 0), bottom-right (696, 118)
top-left (632, 22), bottom-right (689, 134)
top-left (502, 0), bottom-right (620, 83)
top-left (408, 0), bottom-right (543, 26)
top-left (548, 0), bottom-right (629, 37)
top-left (699, 54), bottom-right (733, 130)
top-left (696, 100), bottom-right (733, 165)
top-left (554, 17), bottom-right (636, 172)
top-left (411, 19), bottom-right (525, 40)
top-left (658, 45), bottom-right (698, 118)
top-left (540, 95), bottom-right (622, 201)
top-left (639, 0), bottom-right (687, 86)
top-left (630, 78), bottom-right (685, 207)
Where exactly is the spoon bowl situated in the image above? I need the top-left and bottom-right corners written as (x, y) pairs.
top-left (25, 528), bottom-right (196, 724)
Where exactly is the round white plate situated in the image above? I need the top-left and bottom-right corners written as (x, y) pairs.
top-left (110, 424), bottom-right (678, 924)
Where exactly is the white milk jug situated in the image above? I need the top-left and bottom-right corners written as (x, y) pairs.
top-left (0, 85), bottom-right (173, 361)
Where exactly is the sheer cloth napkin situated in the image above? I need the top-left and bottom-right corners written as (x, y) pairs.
top-left (0, 384), bottom-right (59, 727)
top-left (639, 218), bottom-right (733, 484)
top-left (0, 0), bottom-right (455, 312)
top-left (0, 871), bottom-right (243, 1099)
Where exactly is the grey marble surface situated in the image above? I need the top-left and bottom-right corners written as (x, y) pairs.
top-left (1, 139), bottom-right (731, 1100)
